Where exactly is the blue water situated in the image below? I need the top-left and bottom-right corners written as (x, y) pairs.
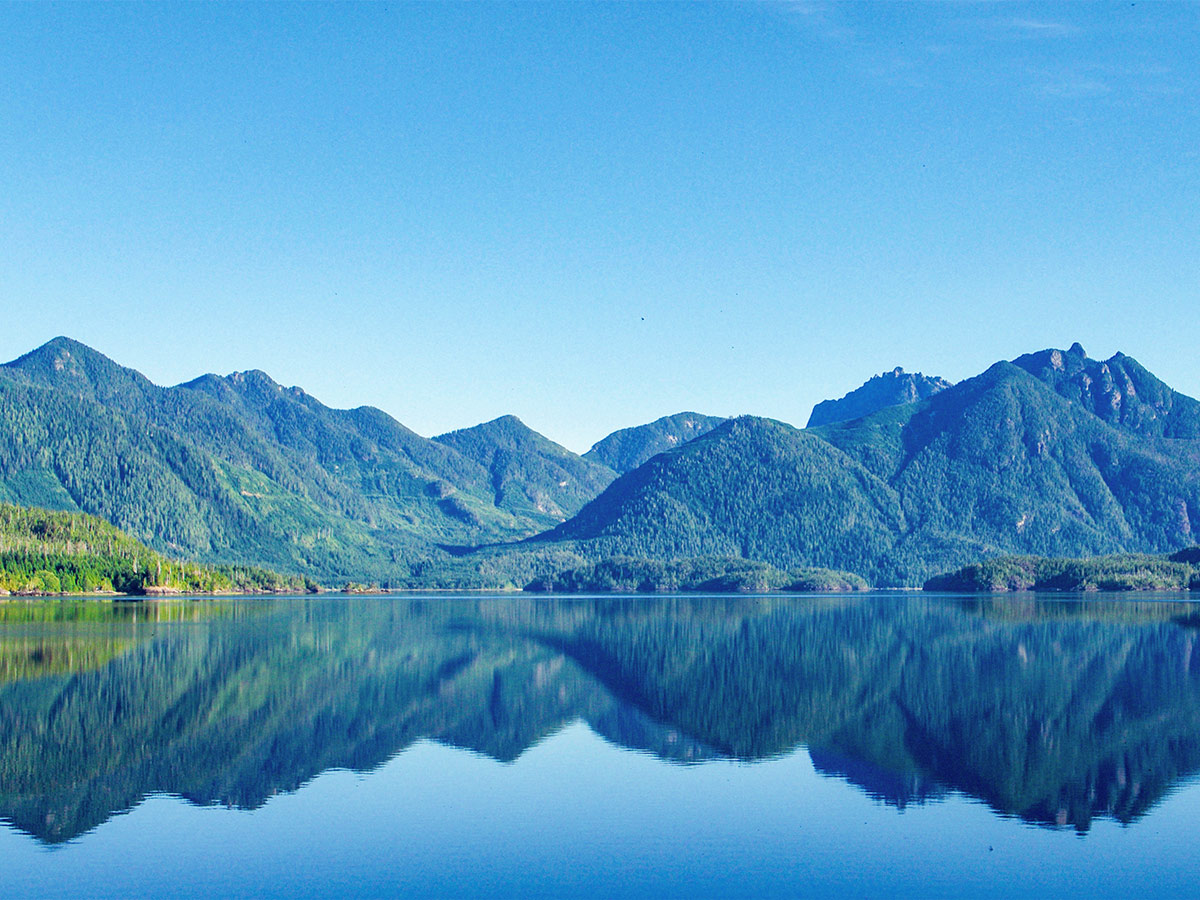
top-left (2, 593), bottom-right (1199, 897)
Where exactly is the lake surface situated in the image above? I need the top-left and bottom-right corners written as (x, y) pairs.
top-left (2, 592), bottom-right (1200, 898)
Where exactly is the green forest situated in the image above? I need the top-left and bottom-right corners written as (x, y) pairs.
top-left (544, 347), bottom-right (1200, 586)
top-left (925, 548), bottom-right (1200, 592)
top-left (0, 503), bottom-right (309, 595)
top-left (526, 555), bottom-right (868, 593)
top-left (3, 338), bottom-right (1200, 589)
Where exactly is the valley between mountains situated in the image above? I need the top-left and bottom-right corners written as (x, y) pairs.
top-left (1, 337), bottom-right (1198, 589)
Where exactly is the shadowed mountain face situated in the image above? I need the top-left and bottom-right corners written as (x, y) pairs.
top-left (2, 594), bottom-right (1200, 843)
top-left (807, 368), bottom-right (952, 428)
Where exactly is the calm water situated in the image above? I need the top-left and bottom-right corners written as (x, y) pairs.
top-left (2, 592), bottom-right (1200, 898)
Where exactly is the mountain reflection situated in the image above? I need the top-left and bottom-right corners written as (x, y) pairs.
top-left (1, 594), bottom-right (1199, 843)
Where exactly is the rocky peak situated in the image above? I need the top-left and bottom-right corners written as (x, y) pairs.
top-left (1012, 345), bottom-right (1200, 439)
top-left (807, 368), bottom-right (953, 428)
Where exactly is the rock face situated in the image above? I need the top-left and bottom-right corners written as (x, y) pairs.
top-left (807, 368), bottom-right (952, 428)
top-left (1011, 343), bottom-right (1200, 439)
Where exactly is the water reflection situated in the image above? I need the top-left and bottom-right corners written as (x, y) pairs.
top-left (1, 594), bottom-right (1198, 844)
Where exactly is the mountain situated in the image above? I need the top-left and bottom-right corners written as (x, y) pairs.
top-left (0, 338), bottom-right (597, 582)
top-left (543, 416), bottom-right (907, 580)
top-left (434, 415), bottom-right (616, 526)
top-left (807, 367), bottom-right (952, 428)
top-left (583, 412), bottom-right (726, 473)
top-left (540, 347), bottom-right (1200, 585)
top-left (1012, 342), bottom-right (1200, 438)
top-left (6, 338), bottom-right (1199, 588)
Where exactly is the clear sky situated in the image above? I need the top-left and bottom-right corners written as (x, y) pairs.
top-left (2, 2), bottom-right (1197, 451)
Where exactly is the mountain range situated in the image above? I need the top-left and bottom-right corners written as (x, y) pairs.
top-left (0, 338), bottom-right (629, 582)
top-left (1, 337), bottom-right (1197, 586)
top-left (543, 342), bottom-right (1200, 584)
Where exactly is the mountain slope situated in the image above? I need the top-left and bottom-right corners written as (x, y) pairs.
top-left (0, 502), bottom-right (304, 595)
top-left (434, 415), bottom-right (616, 526)
top-left (807, 367), bottom-right (952, 428)
top-left (544, 416), bottom-right (907, 579)
top-left (540, 348), bottom-right (1200, 585)
top-left (0, 339), bottom-right (561, 581)
top-left (822, 357), bottom-right (1200, 580)
top-left (583, 412), bottom-right (726, 474)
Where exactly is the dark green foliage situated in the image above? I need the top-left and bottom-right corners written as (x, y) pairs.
top-left (542, 348), bottom-right (1200, 586)
top-left (0, 338), bottom-right (596, 583)
top-left (857, 358), bottom-right (1200, 581)
top-left (783, 568), bottom-right (870, 592)
top-left (925, 552), bottom-right (1199, 592)
top-left (807, 367), bottom-right (951, 428)
top-left (526, 555), bottom-right (868, 593)
top-left (397, 545), bottom-right (590, 591)
top-left (1170, 546), bottom-right (1200, 564)
top-left (0, 503), bottom-right (305, 594)
top-left (583, 412), bottom-right (726, 474)
top-left (6, 339), bottom-right (1200, 590)
top-left (434, 415), bottom-right (616, 526)
top-left (544, 416), bottom-right (906, 580)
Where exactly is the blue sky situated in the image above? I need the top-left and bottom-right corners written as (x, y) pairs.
top-left (2, 2), bottom-right (1197, 451)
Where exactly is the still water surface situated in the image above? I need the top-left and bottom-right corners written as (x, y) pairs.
top-left (1, 593), bottom-right (1199, 897)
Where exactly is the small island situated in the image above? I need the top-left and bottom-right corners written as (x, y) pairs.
top-left (924, 549), bottom-right (1200, 593)
top-left (525, 555), bottom-right (868, 594)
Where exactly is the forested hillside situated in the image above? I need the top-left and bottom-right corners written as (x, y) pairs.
top-left (0, 503), bottom-right (304, 594)
top-left (0, 338), bottom-right (607, 583)
top-left (925, 548), bottom-right (1200, 592)
top-left (583, 412), bottom-right (726, 474)
top-left (434, 415), bottom-right (616, 527)
top-left (545, 416), bottom-right (907, 580)
top-left (526, 555), bottom-right (868, 593)
top-left (541, 349), bottom-right (1200, 585)
top-left (3, 338), bottom-right (1199, 589)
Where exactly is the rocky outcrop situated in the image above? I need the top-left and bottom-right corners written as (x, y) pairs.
top-left (807, 368), bottom-right (952, 428)
top-left (1012, 343), bottom-right (1200, 439)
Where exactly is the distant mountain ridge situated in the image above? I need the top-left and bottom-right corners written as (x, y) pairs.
top-left (1011, 342), bottom-right (1200, 438)
top-left (434, 415), bottom-right (616, 525)
top-left (584, 412), bottom-right (726, 473)
top-left (807, 367), bottom-right (952, 428)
